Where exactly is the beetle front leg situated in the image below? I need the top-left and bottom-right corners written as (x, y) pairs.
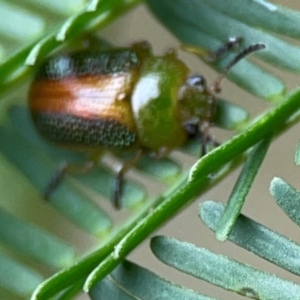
top-left (113, 149), bottom-right (143, 209)
top-left (199, 120), bottom-right (212, 157)
top-left (198, 123), bottom-right (220, 157)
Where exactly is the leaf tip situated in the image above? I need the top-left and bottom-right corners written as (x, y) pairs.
top-left (270, 176), bottom-right (284, 191)
top-left (215, 230), bottom-right (228, 242)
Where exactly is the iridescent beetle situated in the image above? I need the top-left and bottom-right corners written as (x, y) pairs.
top-left (28, 38), bottom-right (265, 208)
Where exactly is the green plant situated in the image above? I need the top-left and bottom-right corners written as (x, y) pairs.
top-left (1, 0), bottom-right (300, 299)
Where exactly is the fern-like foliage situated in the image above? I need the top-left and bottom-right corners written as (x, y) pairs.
top-left (1, 0), bottom-right (300, 299)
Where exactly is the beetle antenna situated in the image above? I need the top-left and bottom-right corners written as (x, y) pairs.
top-left (211, 43), bottom-right (266, 93)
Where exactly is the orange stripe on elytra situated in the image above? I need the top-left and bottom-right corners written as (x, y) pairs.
top-left (29, 74), bottom-right (137, 131)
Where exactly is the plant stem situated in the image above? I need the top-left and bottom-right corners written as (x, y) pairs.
top-left (84, 89), bottom-right (300, 290)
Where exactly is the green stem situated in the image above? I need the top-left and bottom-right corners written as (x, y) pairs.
top-left (83, 90), bottom-right (300, 290)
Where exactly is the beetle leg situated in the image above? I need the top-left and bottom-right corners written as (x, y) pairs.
top-left (113, 149), bottom-right (143, 209)
top-left (43, 162), bottom-right (68, 200)
top-left (199, 128), bottom-right (220, 157)
top-left (44, 160), bottom-right (94, 200)
top-left (199, 120), bottom-right (212, 156)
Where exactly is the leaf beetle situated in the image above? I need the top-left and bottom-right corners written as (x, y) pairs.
top-left (28, 39), bottom-right (265, 208)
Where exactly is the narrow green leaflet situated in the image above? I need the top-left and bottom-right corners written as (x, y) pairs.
top-left (202, 0), bottom-right (300, 39)
top-left (214, 98), bottom-right (248, 130)
top-left (134, 156), bottom-right (181, 184)
top-left (201, 201), bottom-right (300, 276)
top-left (215, 134), bottom-right (272, 241)
top-left (0, 209), bottom-right (75, 269)
top-left (270, 177), bottom-right (300, 227)
top-left (294, 142), bottom-right (300, 165)
top-left (151, 236), bottom-right (300, 300)
top-left (16, 0), bottom-right (85, 15)
top-left (0, 2), bottom-right (44, 42)
top-left (0, 253), bottom-right (44, 298)
top-left (90, 260), bottom-right (217, 300)
top-left (146, 0), bottom-right (300, 100)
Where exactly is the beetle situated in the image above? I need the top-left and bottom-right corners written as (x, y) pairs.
top-left (28, 39), bottom-right (265, 208)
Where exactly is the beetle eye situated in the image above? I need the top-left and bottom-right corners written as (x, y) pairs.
top-left (186, 75), bottom-right (206, 91)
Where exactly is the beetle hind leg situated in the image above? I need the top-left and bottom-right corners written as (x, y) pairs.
top-left (43, 162), bottom-right (68, 200)
top-left (44, 160), bottom-right (94, 200)
top-left (113, 149), bottom-right (144, 209)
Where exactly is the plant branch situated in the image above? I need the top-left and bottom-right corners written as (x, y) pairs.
top-left (31, 88), bottom-right (300, 299)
